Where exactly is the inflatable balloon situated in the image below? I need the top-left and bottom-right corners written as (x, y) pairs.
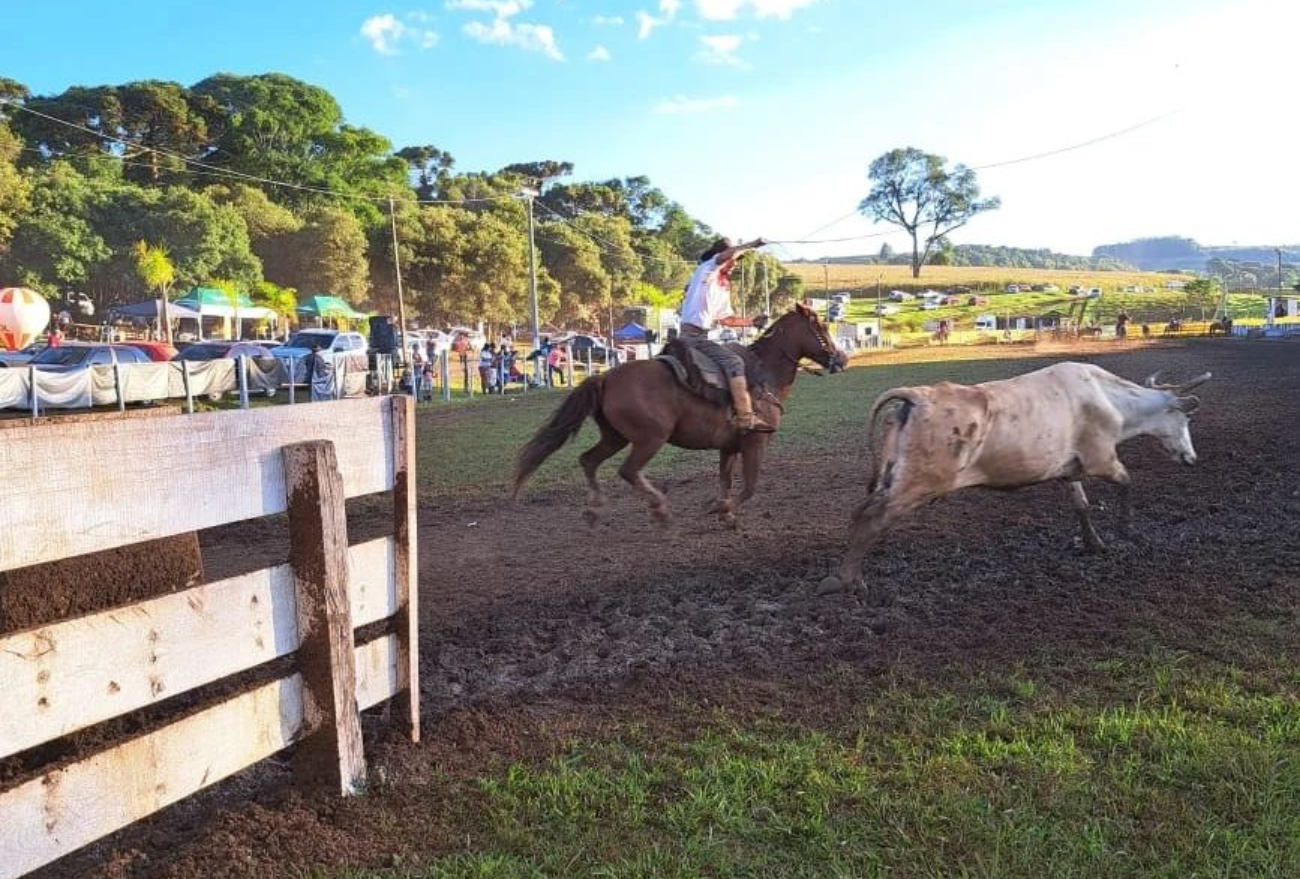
top-left (0, 288), bottom-right (52, 351)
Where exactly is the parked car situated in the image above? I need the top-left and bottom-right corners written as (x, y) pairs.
top-left (26, 343), bottom-right (151, 373)
top-left (921, 300), bottom-right (941, 311)
top-left (875, 303), bottom-right (900, 316)
top-left (0, 341), bottom-right (48, 367)
top-left (831, 292), bottom-right (851, 305)
top-left (271, 329), bottom-right (368, 366)
top-left (175, 341), bottom-right (275, 362)
top-left (828, 303), bottom-right (846, 321)
top-left (967, 295), bottom-right (989, 306)
top-left (888, 290), bottom-right (914, 302)
top-left (564, 333), bottom-right (611, 365)
top-left (124, 341), bottom-right (179, 362)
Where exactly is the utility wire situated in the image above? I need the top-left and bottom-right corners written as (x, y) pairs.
top-left (3, 99), bottom-right (514, 206)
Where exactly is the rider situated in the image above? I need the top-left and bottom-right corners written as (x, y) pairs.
top-left (679, 236), bottom-right (774, 433)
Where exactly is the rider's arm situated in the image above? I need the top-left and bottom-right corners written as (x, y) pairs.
top-left (716, 237), bottom-right (767, 264)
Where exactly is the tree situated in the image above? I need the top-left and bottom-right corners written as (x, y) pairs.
top-left (252, 279), bottom-right (298, 328)
top-left (0, 120), bottom-right (30, 253)
top-left (396, 145), bottom-right (454, 200)
top-left (538, 221), bottom-right (610, 328)
top-left (858, 147), bottom-right (1000, 278)
top-left (1, 161), bottom-right (112, 292)
top-left (878, 241), bottom-right (894, 261)
top-left (133, 241), bottom-right (176, 343)
top-left (1183, 277), bottom-right (1219, 320)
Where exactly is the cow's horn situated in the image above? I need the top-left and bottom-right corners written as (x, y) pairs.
top-left (1144, 370), bottom-right (1165, 388)
top-left (1176, 371), bottom-right (1212, 393)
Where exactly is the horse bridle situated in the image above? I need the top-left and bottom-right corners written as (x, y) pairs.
top-left (757, 311), bottom-right (839, 371)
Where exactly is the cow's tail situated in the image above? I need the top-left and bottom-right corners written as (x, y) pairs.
top-left (512, 375), bottom-right (605, 497)
top-left (866, 387), bottom-right (924, 493)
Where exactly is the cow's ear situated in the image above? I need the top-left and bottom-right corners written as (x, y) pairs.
top-left (1175, 394), bottom-right (1200, 414)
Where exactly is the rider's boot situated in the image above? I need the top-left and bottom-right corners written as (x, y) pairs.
top-left (728, 376), bottom-right (776, 434)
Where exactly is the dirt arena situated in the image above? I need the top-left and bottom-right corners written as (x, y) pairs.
top-left (31, 338), bottom-right (1300, 878)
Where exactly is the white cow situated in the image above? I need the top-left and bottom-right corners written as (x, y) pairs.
top-left (823, 362), bottom-right (1211, 598)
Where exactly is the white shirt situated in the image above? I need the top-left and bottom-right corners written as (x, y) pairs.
top-left (680, 256), bottom-right (734, 331)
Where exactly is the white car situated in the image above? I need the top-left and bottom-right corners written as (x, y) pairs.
top-left (272, 329), bottom-right (368, 366)
top-left (875, 303), bottom-right (900, 316)
top-left (888, 290), bottom-right (914, 302)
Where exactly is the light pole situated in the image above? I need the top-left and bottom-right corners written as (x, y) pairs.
top-left (388, 196), bottom-right (409, 359)
top-left (522, 187), bottom-right (541, 362)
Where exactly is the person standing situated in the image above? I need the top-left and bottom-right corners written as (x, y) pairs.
top-left (679, 237), bottom-right (773, 433)
top-left (1115, 310), bottom-right (1130, 340)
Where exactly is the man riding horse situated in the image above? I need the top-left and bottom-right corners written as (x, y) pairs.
top-left (679, 237), bottom-right (774, 433)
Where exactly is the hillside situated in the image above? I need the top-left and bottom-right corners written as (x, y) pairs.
top-left (782, 263), bottom-right (1185, 295)
top-left (794, 244), bottom-right (1133, 271)
top-left (1092, 237), bottom-right (1300, 273)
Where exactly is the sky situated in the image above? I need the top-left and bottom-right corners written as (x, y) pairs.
top-left (4, 0), bottom-right (1296, 260)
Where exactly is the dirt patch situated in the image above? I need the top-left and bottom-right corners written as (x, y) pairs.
top-left (27, 339), bottom-right (1300, 879)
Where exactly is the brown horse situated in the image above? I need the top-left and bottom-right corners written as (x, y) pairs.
top-left (513, 303), bottom-right (848, 526)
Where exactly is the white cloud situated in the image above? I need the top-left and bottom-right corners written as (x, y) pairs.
top-left (695, 0), bottom-right (820, 20)
top-left (449, 0), bottom-right (563, 60)
top-left (696, 33), bottom-right (746, 67)
top-left (445, 0), bottom-right (531, 15)
top-left (464, 18), bottom-right (564, 60)
top-left (360, 13), bottom-right (440, 55)
top-left (591, 15), bottom-right (624, 25)
top-left (635, 0), bottom-right (681, 39)
top-left (587, 44), bottom-right (612, 62)
top-left (654, 94), bottom-right (739, 114)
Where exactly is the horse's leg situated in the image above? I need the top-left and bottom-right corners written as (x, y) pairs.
top-left (709, 450), bottom-right (738, 527)
top-left (618, 436), bottom-right (672, 525)
top-left (735, 436), bottom-right (770, 507)
top-left (579, 421), bottom-right (629, 525)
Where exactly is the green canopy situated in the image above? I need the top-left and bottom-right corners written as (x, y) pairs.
top-left (297, 295), bottom-right (368, 320)
top-left (174, 287), bottom-right (275, 319)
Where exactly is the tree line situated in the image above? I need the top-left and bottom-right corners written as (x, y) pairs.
top-left (0, 73), bottom-right (803, 331)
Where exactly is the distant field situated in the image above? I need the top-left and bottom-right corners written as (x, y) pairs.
top-left (781, 264), bottom-right (1270, 331)
top-left (783, 263), bottom-right (1187, 293)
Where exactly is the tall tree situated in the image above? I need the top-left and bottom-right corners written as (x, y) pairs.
top-left (396, 145), bottom-right (454, 200)
top-left (0, 117), bottom-right (30, 253)
top-left (132, 241), bottom-right (176, 343)
top-left (858, 147), bottom-right (1000, 278)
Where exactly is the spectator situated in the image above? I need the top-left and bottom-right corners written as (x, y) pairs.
top-left (547, 342), bottom-right (569, 386)
top-left (1115, 310), bottom-right (1130, 340)
top-left (478, 342), bottom-right (496, 394)
top-left (47, 324), bottom-right (65, 348)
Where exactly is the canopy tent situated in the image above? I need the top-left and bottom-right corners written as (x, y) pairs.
top-left (173, 287), bottom-right (277, 320)
top-left (297, 295), bottom-right (368, 321)
top-left (612, 321), bottom-right (649, 342)
top-left (110, 299), bottom-right (203, 321)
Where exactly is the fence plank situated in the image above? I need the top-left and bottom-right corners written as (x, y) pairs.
top-left (0, 675), bottom-right (306, 879)
top-left (389, 394), bottom-right (421, 743)
top-left (355, 634), bottom-right (401, 711)
top-left (0, 397), bottom-right (394, 572)
top-left (0, 538), bottom-right (395, 760)
top-left (283, 441), bottom-right (365, 796)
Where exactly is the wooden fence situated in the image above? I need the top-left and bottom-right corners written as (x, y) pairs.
top-left (0, 395), bottom-right (418, 879)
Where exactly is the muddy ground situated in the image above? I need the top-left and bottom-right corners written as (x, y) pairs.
top-left (29, 339), bottom-right (1300, 878)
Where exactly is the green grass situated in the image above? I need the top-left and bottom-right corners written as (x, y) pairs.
top-left (331, 656), bottom-right (1300, 879)
top-left (326, 347), bottom-right (1300, 879)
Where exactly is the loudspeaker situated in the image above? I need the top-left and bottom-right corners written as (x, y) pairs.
top-left (369, 315), bottom-right (397, 354)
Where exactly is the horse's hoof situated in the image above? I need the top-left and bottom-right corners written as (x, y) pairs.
top-left (582, 508), bottom-right (601, 528)
top-left (651, 508), bottom-right (672, 527)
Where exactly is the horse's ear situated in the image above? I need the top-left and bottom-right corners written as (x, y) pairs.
top-left (794, 301), bottom-right (811, 316)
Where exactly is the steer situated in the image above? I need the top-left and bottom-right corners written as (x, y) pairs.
top-left (822, 362), bottom-right (1211, 598)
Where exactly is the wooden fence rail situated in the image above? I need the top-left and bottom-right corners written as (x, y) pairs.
top-left (0, 395), bottom-right (419, 879)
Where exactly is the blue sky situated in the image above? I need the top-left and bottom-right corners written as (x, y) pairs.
top-left (6, 0), bottom-right (1295, 259)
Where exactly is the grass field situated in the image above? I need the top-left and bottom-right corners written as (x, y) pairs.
top-left (781, 264), bottom-right (1271, 332)
top-left (340, 341), bottom-right (1300, 879)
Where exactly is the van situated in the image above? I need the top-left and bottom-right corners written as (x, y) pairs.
top-left (974, 314), bottom-right (998, 332)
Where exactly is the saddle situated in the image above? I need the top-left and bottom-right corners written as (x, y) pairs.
top-left (655, 339), bottom-right (771, 408)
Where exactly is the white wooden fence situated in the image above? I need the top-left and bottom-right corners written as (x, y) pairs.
top-left (0, 395), bottom-right (419, 879)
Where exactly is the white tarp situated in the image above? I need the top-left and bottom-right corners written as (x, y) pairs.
top-left (2, 355), bottom-right (370, 411)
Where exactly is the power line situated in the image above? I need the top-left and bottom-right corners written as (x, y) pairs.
top-left (778, 106), bottom-right (1186, 247)
top-left (3, 98), bottom-right (514, 206)
top-left (972, 108), bottom-right (1184, 171)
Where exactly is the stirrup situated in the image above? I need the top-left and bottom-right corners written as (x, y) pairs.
top-left (736, 413), bottom-right (777, 434)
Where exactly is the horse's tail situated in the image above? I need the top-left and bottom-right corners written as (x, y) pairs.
top-left (512, 375), bottom-right (605, 496)
top-left (865, 387), bottom-right (923, 493)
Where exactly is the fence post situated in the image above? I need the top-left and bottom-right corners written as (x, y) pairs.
top-left (181, 359), bottom-right (193, 415)
top-left (388, 396), bottom-right (421, 742)
top-left (237, 356), bottom-right (249, 409)
top-left (441, 350), bottom-right (451, 403)
top-left (28, 365), bottom-right (38, 418)
top-left (282, 440), bottom-right (366, 795)
top-left (289, 356), bottom-right (297, 405)
top-left (113, 362), bottom-right (125, 412)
